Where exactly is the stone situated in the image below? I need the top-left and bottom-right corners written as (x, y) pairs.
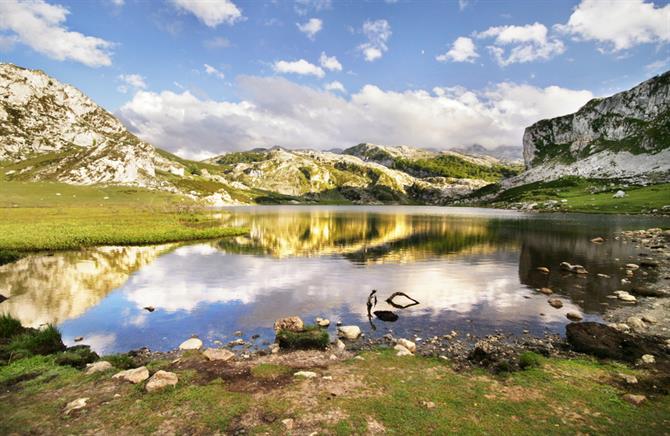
top-left (146, 370), bottom-right (178, 392)
top-left (613, 190), bottom-right (626, 199)
top-left (539, 287), bottom-right (553, 295)
top-left (566, 312), bottom-right (583, 321)
top-left (228, 339), bottom-right (245, 347)
top-left (642, 315), bottom-right (657, 324)
top-left (625, 263), bottom-right (640, 270)
top-left (334, 339), bottom-right (346, 351)
top-left (234, 330), bottom-right (243, 336)
top-left (396, 338), bottom-right (416, 353)
top-left (178, 337), bottom-right (203, 350)
top-left (74, 336), bottom-right (84, 342)
top-left (536, 267), bottom-right (550, 273)
top-left (203, 348), bottom-right (235, 362)
top-left (85, 361), bottom-right (112, 375)
top-left (640, 354), bottom-right (655, 364)
top-left (623, 394), bottom-right (646, 406)
top-left (315, 317), bottom-right (331, 327)
top-left (422, 401), bottom-right (436, 409)
top-left (617, 373), bottom-right (638, 384)
top-left (597, 273), bottom-right (611, 278)
top-left (548, 298), bottom-right (563, 309)
top-left (273, 316), bottom-right (304, 333)
top-left (394, 344), bottom-right (413, 356)
top-left (614, 291), bottom-right (637, 302)
top-left (268, 343), bottom-right (280, 354)
top-left (112, 366), bottom-right (149, 384)
top-left (591, 237), bottom-right (605, 243)
top-left (294, 371), bottom-right (318, 379)
top-left (626, 317), bottom-right (646, 331)
top-left (64, 397), bottom-right (89, 415)
top-left (282, 418), bottom-right (294, 430)
top-left (337, 325), bottom-right (361, 340)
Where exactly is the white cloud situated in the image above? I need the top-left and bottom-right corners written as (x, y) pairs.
top-left (458, 0), bottom-right (469, 11)
top-left (358, 19), bottom-right (391, 62)
top-left (319, 52), bottom-right (342, 71)
top-left (325, 81), bottom-right (346, 93)
top-left (0, 0), bottom-right (114, 67)
top-left (294, 0), bottom-right (331, 16)
top-left (204, 36), bottom-right (231, 49)
top-left (556, 0), bottom-right (670, 51)
top-left (646, 57), bottom-right (670, 73)
top-left (118, 76), bottom-right (593, 158)
top-left (204, 63), bottom-right (225, 79)
top-left (118, 73), bottom-right (147, 89)
top-left (476, 22), bottom-right (565, 66)
top-left (273, 59), bottom-right (325, 78)
top-left (296, 17), bottom-right (322, 39)
top-left (171, 0), bottom-right (242, 27)
top-left (436, 36), bottom-right (479, 63)
top-left (110, 0), bottom-right (124, 6)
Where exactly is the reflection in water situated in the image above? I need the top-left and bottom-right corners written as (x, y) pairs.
top-left (0, 206), bottom-right (665, 354)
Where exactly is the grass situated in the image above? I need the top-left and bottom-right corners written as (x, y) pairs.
top-left (0, 346), bottom-right (668, 434)
top-left (476, 177), bottom-right (670, 214)
top-left (4, 325), bottom-right (65, 358)
top-left (0, 314), bottom-right (24, 339)
top-left (393, 155), bottom-right (523, 182)
top-left (0, 180), bottom-right (247, 251)
top-left (275, 325), bottom-right (330, 350)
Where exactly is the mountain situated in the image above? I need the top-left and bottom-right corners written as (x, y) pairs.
top-left (0, 63), bottom-right (521, 205)
top-left (520, 71), bottom-right (670, 182)
top-left (452, 144), bottom-right (523, 164)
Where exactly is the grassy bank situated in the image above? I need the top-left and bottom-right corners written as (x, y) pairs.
top-left (0, 348), bottom-right (667, 434)
top-left (0, 181), bottom-right (247, 252)
top-left (473, 177), bottom-right (670, 214)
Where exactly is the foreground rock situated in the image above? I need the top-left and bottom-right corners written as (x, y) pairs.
top-left (202, 348), bottom-right (235, 361)
top-left (112, 366), bottom-right (150, 384)
top-left (274, 316), bottom-right (304, 333)
top-left (623, 394), bottom-right (647, 406)
top-left (145, 370), bottom-right (178, 392)
top-left (85, 361), bottom-right (112, 375)
top-left (337, 325), bottom-right (362, 340)
top-left (64, 397), bottom-right (89, 415)
top-left (179, 337), bottom-right (203, 350)
top-left (396, 338), bottom-right (416, 353)
top-left (566, 322), bottom-right (668, 363)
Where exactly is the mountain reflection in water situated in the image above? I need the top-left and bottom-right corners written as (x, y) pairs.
top-left (0, 206), bottom-right (664, 354)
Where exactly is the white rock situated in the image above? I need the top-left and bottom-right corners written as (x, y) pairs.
top-left (315, 317), bottom-right (331, 327)
top-left (64, 397), bottom-right (89, 415)
top-left (85, 361), bottom-right (112, 375)
top-left (294, 371), bottom-right (318, 379)
top-left (627, 317), bottom-right (646, 330)
top-left (202, 348), bottom-right (235, 362)
top-left (112, 366), bottom-right (149, 384)
top-left (337, 325), bottom-right (361, 340)
top-left (394, 344), bottom-right (413, 356)
top-left (641, 354), bottom-right (655, 364)
top-left (334, 339), bottom-right (346, 351)
top-left (179, 337), bottom-right (203, 350)
top-left (613, 190), bottom-right (626, 198)
top-left (396, 338), bottom-right (416, 353)
top-left (145, 370), bottom-right (178, 392)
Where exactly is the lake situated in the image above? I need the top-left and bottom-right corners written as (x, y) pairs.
top-left (0, 206), bottom-right (666, 354)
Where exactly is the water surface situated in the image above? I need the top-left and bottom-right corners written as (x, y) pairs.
top-left (1, 206), bottom-right (666, 354)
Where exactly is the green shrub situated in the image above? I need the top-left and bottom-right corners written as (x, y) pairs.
top-left (7, 325), bottom-right (65, 356)
top-left (276, 325), bottom-right (329, 350)
top-left (103, 353), bottom-right (137, 369)
top-left (55, 347), bottom-right (99, 369)
top-left (519, 351), bottom-right (542, 370)
top-left (0, 314), bottom-right (24, 340)
top-left (0, 250), bottom-right (22, 266)
top-left (187, 165), bottom-right (202, 176)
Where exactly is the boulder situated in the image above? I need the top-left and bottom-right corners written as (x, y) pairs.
top-left (394, 344), bottom-right (413, 356)
top-left (203, 348), bottom-right (235, 362)
top-left (337, 325), bottom-right (361, 340)
top-left (548, 298), bottom-right (563, 309)
top-left (178, 337), bottom-right (203, 350)
top-left (64, 397), bottom-right (89, 415)
top-left (85, 361), bottom-right (112, 375)
top-left (146, 370), bottom-right (178, 392)
top-left (623, 394), bottom-right (646, 406)
top-left (334, 339), bottom-right (346, 351)
top-left (640, 354), bottom-right (655, 364)
top-left (396, 338), bottom-right (416, 353)
top-left (626, 317), bottom-right (646, 331)
top-left (566, 322), bottom-right (667, 362)
top-left (112, 366), bottom-right (149, 384)
top-left (273, 316), bottom-right (304, 333)
top-left (566, 312), bottom-right (583, 321)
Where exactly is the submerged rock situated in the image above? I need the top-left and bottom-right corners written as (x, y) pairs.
top-left (566, 312), bottom-right (583, 321)
top-left (548, 298), bottom-right (563, 309)
top-left (337, 325), bottom-right (361, 340)
top-left (273, 316), bottom-right (304, 333)
top-left (315, 317), bottom-right (331, 327)
top-left (179, 337), bottom-right (203, 350)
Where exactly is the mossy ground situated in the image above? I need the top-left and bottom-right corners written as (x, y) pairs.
top-left (476, 177), bottom-right (670, 214)
top-left (0, 180), bottom-right (247, 251)
top-left (0, 349), bottom-right (668, 435)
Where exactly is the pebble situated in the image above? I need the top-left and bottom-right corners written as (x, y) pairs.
top-left (566, 312), bottom-right (583, 321)
top-left (539, 287), bottom-right (553, 295)
top-left (548, 298), bottom-right (563, 309)
top-left (536, 267), bottom-right (550, 273)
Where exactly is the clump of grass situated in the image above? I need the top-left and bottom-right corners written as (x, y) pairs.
top-left (275, 325), bottom-right (329, 350)
top-left (6, 325), bottom-right (65, 356)
top-left (103, 353), bottom-right (137, 370)
top-left (0, 250), bottom-right (22, 266)
top-left (0, 314), bottom-right (24, 339)
top-left (251, 363), bottom-right (292, 380)
top-left (519, 351), bottom-right (543, 370)
top-left (54, 347), bottom-right (99, 369)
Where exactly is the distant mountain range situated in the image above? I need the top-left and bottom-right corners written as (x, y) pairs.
top-left (1, 62), bottom-right (667, 206)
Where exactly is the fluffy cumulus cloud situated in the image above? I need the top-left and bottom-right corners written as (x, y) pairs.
top-left (118, 76), bottom-right (593, 158)
top-left (477, 22), bottom-right (565, 66)
top-left (204, 63), bottom-right (225, 79)
top-left (296, 17), bottom-right (322, 39)
top-left (171, 0), bottom-right (242, 27)
top-left (324, 80), bottom-right (346, 93)
top-left (436, 37), bottom-right (479, 63)
top-left (358, 19), bottom-right (391, 62)
top-left (273, 59), bottom-right (325, 78)
top-left (117, 73), bottom-right (146, 93)
top-left (0, 0), bottom-right (114, 67)
top-left (556, 0), bottom-right (670, 51)
top-left (319, 52), bottom-right (342, 71)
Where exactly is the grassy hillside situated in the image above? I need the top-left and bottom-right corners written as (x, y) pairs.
top-left (0, 180), bottom-right (246, 252)
top-left (393, 155), bottom-right (523, 182)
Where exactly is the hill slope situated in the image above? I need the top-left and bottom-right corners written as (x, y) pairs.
top-left (520, 71), bottom-right (670, 182)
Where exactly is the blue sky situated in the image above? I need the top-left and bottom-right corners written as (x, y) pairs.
top-left (1, 0), bottom-right (669, 158)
